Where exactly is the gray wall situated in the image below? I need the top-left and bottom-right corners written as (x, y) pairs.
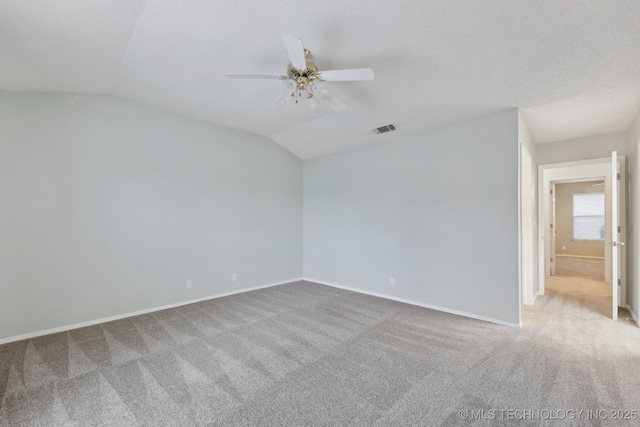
top-left (303, 109), bottom-right (520, 325)
top-left (0, 93), bottom-right (303, 341)
top-left (537, 131), bottom-right (630, 164)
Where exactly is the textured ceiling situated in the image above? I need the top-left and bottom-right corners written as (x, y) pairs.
top-left (1, 0), bottom-right (640, 159)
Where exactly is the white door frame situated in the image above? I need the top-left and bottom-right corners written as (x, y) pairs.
top-left (550, 181), bottom-right (556, 276)
top-left (636, 139), bottom-right (640, 325)
top-left (537, 156), bottom-right (626, 307)
top-left (612, 151), bottom-right (619, 320)
top-left (520, 145), bottom-right (534, 307)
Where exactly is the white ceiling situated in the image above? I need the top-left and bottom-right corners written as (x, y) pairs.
top-left (1, 0), bottom-right (640, 159)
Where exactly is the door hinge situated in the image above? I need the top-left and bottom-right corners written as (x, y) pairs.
top-left (550, 223), bottom-right (553, 228)
top-left (618, 279), bottom-right (621, 286)
top-left (550, 257), bottom-right (553, 263)
top-left (618, 225), bottom-right (621, 233)
top-left (550, 189), bottom-right (553, 194)
top-left (617, 173), bottom-right (620, 180)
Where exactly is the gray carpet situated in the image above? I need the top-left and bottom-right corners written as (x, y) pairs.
top-left (2, 280), bottom-right (640, 426)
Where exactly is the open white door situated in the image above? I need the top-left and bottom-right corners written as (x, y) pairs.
top-left (550, 182), bottom-right (556, 276)
top-left (610, 151), bottom-right (620, 320)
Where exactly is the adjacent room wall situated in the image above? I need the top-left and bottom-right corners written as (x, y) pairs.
top-left (303, 109), bottom-right (520, 326)
top-left (554, 182), bottom-right (605, 258)
top-left (0, 93), bottom-right (303, 341)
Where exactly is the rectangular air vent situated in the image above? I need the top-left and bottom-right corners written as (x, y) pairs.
top-left (372, 124), bottom-right (397, 134)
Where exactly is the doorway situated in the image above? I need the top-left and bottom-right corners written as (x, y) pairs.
top-left (537, 156), bottom-right (626, 319)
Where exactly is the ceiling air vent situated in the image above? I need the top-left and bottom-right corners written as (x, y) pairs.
top-left (372, 124), bottom-right (397, 134)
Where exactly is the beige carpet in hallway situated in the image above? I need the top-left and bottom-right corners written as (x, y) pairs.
top-left (554, 255), bottom-right (604, 282)
top-left (543, 255), bottom-right (613, 319)
top-left (541, 273), bottom-right (612, 319)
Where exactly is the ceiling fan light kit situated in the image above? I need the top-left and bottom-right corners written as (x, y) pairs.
top-left (283, 53), bottom-right (322, 104)
top-left (228, 35), bottom-right (374, 111)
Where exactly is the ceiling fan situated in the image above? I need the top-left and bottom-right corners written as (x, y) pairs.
top-left (227, 35), bottom-right (374, 111)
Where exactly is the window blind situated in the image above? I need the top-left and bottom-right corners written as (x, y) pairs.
top-left (573, 193), bottom-right (605, 240)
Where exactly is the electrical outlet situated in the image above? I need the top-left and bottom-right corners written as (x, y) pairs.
top-left (390, 277), bottom-right (395, 287)
top-left (186, 280), bottom-right (192, 289)
top-left (232, 273), bottom-right (237, 282)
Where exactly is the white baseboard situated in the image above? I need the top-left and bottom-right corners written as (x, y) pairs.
top-left (523, 292), bottom-right (539, 307)
top-left (303, 277), bottom-right (521, 328)
top-left (625, 305), bottom-right (640, 327)
top-left (0, 277), bottom-right (303, 345)
top-left (531, 291), bottom-right (540, 305)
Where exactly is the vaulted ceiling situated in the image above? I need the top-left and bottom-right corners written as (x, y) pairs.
top-left (2, 1), bottom-right (639, 159)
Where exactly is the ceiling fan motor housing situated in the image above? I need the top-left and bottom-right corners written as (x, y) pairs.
top-left (287, 62), bottom-right (321, 95)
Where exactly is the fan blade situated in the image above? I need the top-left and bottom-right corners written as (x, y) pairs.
top-left (325, 93), bottom-right (346, 112)
top-left (269, 93), bottom-right (286, 110)
top-left (282, 35), bottom-right (307, 70)
top-left (320, 68), bottom-right (374, 81)
top-left (227, 73), bottom-right (283, 79)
